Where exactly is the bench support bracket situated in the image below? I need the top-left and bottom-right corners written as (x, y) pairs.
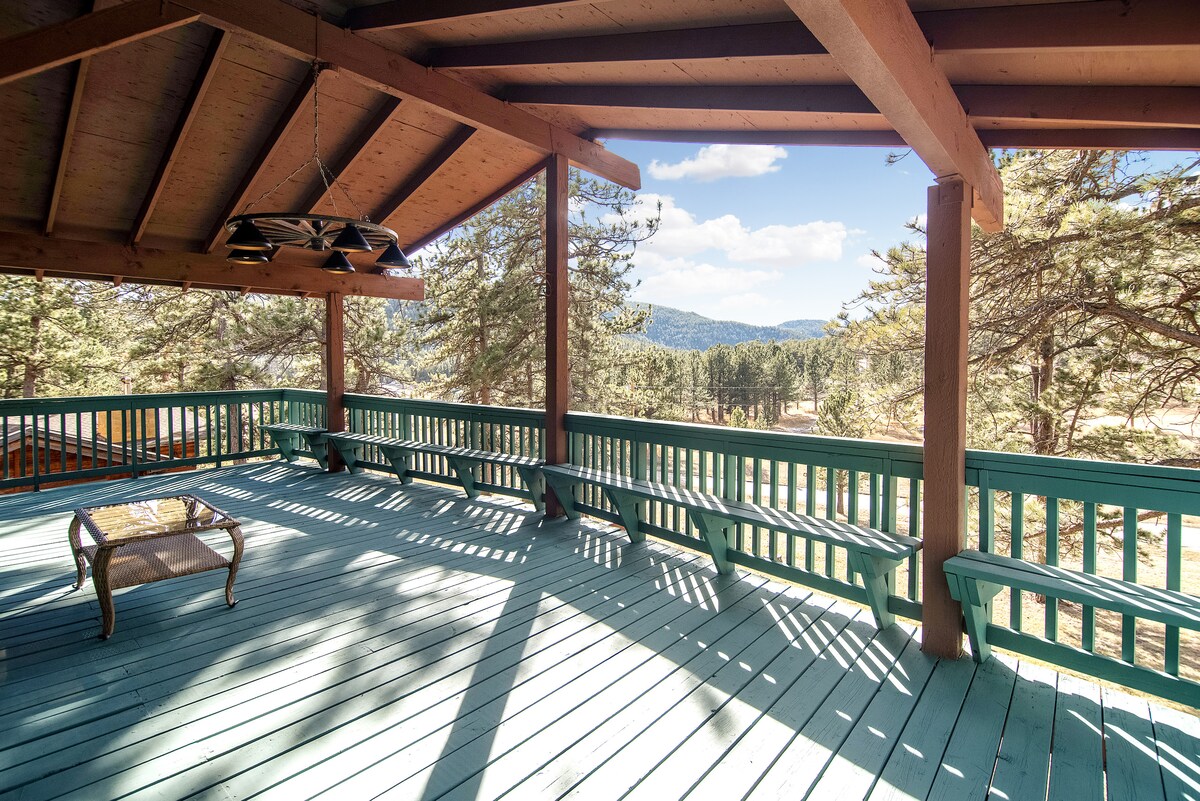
top-left (542, 473), bottom-right (581, 520)
top-left (516, 466), bottom-right (545, 513)
top-left (944, 570), bottom-right (1002, 662)
top-left (604, 488), bottom-right (646, 544)
top-left (850, 553), bottom-right (905, 629)
top-left (687, 511), bottom-right (735, 575)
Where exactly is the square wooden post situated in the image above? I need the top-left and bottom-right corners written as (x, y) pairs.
top-left (544, 153), bottom-right (569, 516)
top-left (325, 291), bottom-right (346, 472)
top-left (922, 177), bottom-right (971, 658)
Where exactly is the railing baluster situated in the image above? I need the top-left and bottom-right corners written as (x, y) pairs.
top-left (1010, 491), bottom-right (1024, 630)
top-left (1082, 501), bottom-right (1098, 652)
top-left (805, 464), bottom-right (816, 571)
top-left (1166, 512), bottom-right (1182, 675)
top-left (1045, 497), bottom-right (1059, 641)
top-left (1122, 506), bottom-right (1138, 663)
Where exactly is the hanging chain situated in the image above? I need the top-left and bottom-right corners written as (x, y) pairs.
top-left (242, 57), bottom-right (370, 223)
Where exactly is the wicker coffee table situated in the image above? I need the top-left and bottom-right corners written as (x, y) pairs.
top-left (69, 495), bottom-right (244, 639)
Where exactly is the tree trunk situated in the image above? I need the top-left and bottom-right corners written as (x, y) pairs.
top-left (1031, 332), bottom-right (1057, 455)
top-left (21, 312), bottom-right (41, 398)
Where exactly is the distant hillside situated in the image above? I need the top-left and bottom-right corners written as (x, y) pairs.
top-left (630, 304), bottom-right (826, 351)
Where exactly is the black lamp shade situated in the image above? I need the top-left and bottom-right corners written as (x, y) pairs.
top-left (228, 249), bottom-right (269, 264)
top-left (375, 242), bottom-right (411, 268)
top-left (331, 224), bottom-right (373, 253)
top-left (227, 220), bottom-right (273, 251)
top-left (322, 251), bottom-right (355, 273)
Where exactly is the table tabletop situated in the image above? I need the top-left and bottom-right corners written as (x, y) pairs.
top-left (75, 495), bottom-right (239, 546)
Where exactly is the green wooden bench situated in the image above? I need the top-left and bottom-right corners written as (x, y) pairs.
top-left (325, 432), bottom-right (546, 511)
top-left (943, 549), bottom-right (1200, 662)
top-left (541, 464), bottom-right (921, 629)
top-left (259, 423), bottom-right (328, 469)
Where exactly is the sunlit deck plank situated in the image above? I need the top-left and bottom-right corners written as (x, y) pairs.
top-left (0, 464), bottom-right (1195, 801)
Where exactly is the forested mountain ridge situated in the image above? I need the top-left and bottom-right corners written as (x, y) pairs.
top-left (629, 303), bottom-right (826, 350)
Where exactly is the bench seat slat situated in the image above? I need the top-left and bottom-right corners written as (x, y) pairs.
top-left (542, 463), bottom-right (917, 630)
top-left (945, 552), bottom-right (1200, 628)
top-left (955, 550), bottom-right (1200, 613)
top-left (325, 432), bottom-right (544, 509)
top-left (543, 464), bottom-right (920, 558)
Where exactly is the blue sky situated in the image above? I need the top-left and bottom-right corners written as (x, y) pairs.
top-left (601, 143), bottom-right (1197, 326)
top-left (602, 140), bottom-right (938, 326)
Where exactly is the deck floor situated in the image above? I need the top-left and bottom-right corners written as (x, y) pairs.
top-left (1, 463), bottom-right (1196, 801)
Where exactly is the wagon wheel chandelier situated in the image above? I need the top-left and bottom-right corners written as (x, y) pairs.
top-left (224, 62), bottom-right (410, 275)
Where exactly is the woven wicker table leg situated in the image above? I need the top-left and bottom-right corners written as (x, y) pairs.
top-left (92, 546), bottom-right (117, 640)
top-left (68, 516), bottom-right (87, 589)
top-left (225, 524), bottom-right (245, 607)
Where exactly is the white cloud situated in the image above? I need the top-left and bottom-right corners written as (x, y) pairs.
top-left (906, 213), bottom-right (928, 229)
top-left (632, 253), bottom-right (780, 298)
top-left (626, 194), bottom-right (848, 265)
top-left (856, 252), bottom-right (885, 269)
top-left (648, 145), bottom-right (787, 182)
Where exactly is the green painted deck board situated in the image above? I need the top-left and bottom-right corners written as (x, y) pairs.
top-left (0, 463), bottom-right (1194, 801)
top-left (987, 659), bottom-right (1058, 801)
top-left (1048, 673), bottom-right (1105, 801)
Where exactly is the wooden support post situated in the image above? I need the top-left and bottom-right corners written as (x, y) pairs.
top-left (544, 154), bottom-right (569, 516)
top-left (922, 176), bottom-right (972, 659)
top-left (325, 291), bottom-right (346, 472)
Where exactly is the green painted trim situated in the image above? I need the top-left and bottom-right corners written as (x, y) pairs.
top-left (986, 627), bottom-right (1200, 709)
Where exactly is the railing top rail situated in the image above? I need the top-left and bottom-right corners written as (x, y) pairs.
top-left (0, 389), bottom-right (289, 413)
top-left (344, 393), bottom-right (545, 419)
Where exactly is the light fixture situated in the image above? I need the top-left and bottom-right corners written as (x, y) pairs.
top-left (374, 242), bottom-right (411, 268)
top-left (322, 251), bottom-right (355, 273)
top-left (226, 220), bottom-right (272, 251)
top-left (222, 61), bottom-right (412, 275)
top-left (227, 249), bottom-right (270, 264)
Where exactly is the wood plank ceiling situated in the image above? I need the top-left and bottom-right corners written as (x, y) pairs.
top-left (0, 0), bottom-right (1196, 292)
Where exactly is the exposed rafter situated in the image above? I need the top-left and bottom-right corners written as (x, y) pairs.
top-left (168, 0), bottom-right (639, 189)
top-left (957, 86), bottom-right (1200, 129)
top-left (346, 0), bottom-right (598, 31)
top-left (782, 0), bottom-right (1003, 231)
top-left (403, 161), bottom-right (545, 254)
top-left (428, 1), bottom-right (1200, 69)
top-left (374, 125), bottom-right (477, 224)
top-left (300, 98), bottom-right (403, 215)
top-left (45, 51), bottom-right (91, 236)
top-left (0, 233), bottom-right (424, 300)
top-left (429, 22), bottom-right (823, 68)
top-left (131, 29), bottom-right (229, 245)
top-left (0, 0), bottom-right (199, 86)
top-left (505, 84), bottom-right (876, 114)
top-left (590, 127), bottom-right (1200, 151)
top-left (202, 71), bottom-right (317, 254)
top-left (513, 83), bottom-right (1200, 130)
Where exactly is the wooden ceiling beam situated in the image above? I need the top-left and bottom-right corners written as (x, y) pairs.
top-left (202, 71), bottom-right (317, 254)
top-left (403, 160), bottom-right (545, 254)
top-left (374, 126), bottom-right (477, 224)
top-left (957, 86), bottom-right (1200, 130)
top-left (346, 0), bottom-right (599, 31)
top-left (301, 97), bottom-right (403, 215)
top-left (919, 0), bottom-right (1200, 55)
top-left (0, 0), bottom-right (199, 86)
top-left (0, 233), bottom-right (424, 299)
top-left (524, 83), bottom-right (1200, 129)
top-left (429, 1), bottom-right (1200, 69)
top-left (782, 0), bottom-right (1003, 231)
top-left (505, 84), bottom-right (877, 114)
top-left (430, 22), bottom-right (823, 68)
top-left (590, 127), bottom-right (1200, 150)
top-left (131, 29), bottom-right (230, 246)
top-left (45, 51), bottom-right (91, 236)
top-left (168, 0), bottom-right (639, 189)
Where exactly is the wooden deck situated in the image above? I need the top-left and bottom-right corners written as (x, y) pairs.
top-left (1, 463), bottom-right (1196, 801)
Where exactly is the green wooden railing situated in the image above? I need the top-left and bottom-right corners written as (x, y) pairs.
top-left (3, 389), bottom-right (1196, 703)
top-left (564, 412), bottom-right (927, 620)
top-left (344, 394), bottom-right (544, 497)
top-left (966, 450), bottom-right (1200, 705)
top-left (0, 389), bottom-right (321, 491)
